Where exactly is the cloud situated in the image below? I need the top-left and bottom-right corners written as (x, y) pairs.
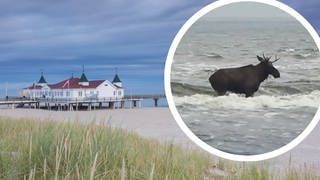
top-left (0, 0), bottom-right (214, 62)
top-left (280, 0), bottom-right (320, 33)
top-left (4, 0), bottom-right (317, 64)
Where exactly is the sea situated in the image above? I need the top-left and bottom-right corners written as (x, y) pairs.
top-left (171, 18), bottom-right (320, 155)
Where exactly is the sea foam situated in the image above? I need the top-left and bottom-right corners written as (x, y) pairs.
top-left (174, 90), bottom-right (320, 110)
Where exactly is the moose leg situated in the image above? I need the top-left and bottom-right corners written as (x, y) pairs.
top-left (245, 91), bottom-right (254, 98)
top-left (217, 90), bottom-right (226, 96)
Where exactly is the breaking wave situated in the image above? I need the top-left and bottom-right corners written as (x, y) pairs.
top-left (174, 90), bottom-right (320, 110)
top-left (276, 47), bottom-right (319, 59)
top-left (203, 52), bottom-right (223, 59)
top-left (293, 53), bottom-right (318, 59)
top-left (277, 48), bottom-right (296, 53)
top-left (172, 80), bottom-right (320, 97)
top-left (171, 82), bottom-right (213, 96)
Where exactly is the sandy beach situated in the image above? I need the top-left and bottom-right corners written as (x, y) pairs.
top-left (0, 107), bottom-right (319, 170)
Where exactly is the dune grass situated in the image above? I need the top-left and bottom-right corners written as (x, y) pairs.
top-left (282, 158), bottom-right (319, 180)
top-left (0, 116), bottom-right (318, 179)
top-left (0, 117), bottom-right (211, 179)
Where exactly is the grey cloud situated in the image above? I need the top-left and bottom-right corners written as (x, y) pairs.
top-left (280, 0), bottom-right (320, 32)
top-left (2, 0), bottom-right (316, 64)
top-left (0, 0), bottom-right (213, 61)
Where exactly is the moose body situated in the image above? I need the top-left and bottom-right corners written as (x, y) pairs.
top-left (209, 55), bottom-right (280, 97)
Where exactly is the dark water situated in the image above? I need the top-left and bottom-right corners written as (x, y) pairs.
top-left (171, 18), bottom-right (319, 155)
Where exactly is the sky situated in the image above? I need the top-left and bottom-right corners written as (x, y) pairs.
top-left (0, 0), bottom-right (319, 96)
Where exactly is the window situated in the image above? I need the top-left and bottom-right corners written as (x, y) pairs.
top-left (78, 91), bottom-right (82, 97)
top-left (113, 91), bottom-right (115, 96)
top-left (118, 91), bottom-right (121, 95)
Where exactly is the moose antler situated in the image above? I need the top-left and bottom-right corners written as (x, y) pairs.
top-left (262, 53), bottom-right (271, 61)
top-left (262, 53), bottom-right (266, 60)
top-left (271, 55), bottom-right (280, 63)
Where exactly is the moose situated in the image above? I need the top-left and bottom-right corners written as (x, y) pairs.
top-left (209, 54), bottom-right (280, 97)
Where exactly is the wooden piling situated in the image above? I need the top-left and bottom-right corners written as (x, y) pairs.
top-left (154, 98), bottom-right (159, 107)
top-left (109, 102), bottom-right (114, 109)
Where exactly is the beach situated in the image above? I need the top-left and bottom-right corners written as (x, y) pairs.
top-left (0, 107), bottom-right (319, 170)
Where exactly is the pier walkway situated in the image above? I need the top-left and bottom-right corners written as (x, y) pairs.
top-left (0, 94), bottom-right (166, 110)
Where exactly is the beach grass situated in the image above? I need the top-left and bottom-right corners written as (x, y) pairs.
top-left (208, 158), bottom-right (318, 180)
top-left (0, 116), bottom-right (318, 179)
top-left (0, 117), bottom-right (211, 179)
top-left (283, 159), bottom-right (319, 180)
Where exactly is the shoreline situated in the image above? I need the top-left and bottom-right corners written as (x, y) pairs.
top-left (0, 107), bottom-right (320, 171)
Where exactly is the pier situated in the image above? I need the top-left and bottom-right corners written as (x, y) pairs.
top-left (0, 99), bottom-right (39, 109)
top-left (0, 94), bottom-right (166, 110)
top-left (124, 94), bottom-right (166, 107)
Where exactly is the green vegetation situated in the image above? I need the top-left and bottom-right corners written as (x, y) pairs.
top-left (0, 116), bottom-right (318, 179)
top-left (0, 117), bottom-right (211, 179)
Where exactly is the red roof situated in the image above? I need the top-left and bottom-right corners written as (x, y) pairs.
top-left (48, 78), bottom-right (105, 89)
top-left (24, 84), bottom-right (42, 90)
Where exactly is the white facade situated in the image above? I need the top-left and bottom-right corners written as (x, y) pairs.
top-left (95, 80), bottom-right (124, 99)
top-left (21, 75), bottom-right (124, 100)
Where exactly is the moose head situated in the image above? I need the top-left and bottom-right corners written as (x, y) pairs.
top-left (257, 54), bottom-right (280, 78)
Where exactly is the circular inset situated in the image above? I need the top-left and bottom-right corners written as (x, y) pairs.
top-left (165, 0), bottom-right (320, 161)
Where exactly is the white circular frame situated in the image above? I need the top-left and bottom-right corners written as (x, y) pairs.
top-left (164, 0), bottom-right (320, 161)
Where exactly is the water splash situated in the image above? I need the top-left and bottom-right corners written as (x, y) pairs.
top-left (174, 90), bottom-right (320, 110)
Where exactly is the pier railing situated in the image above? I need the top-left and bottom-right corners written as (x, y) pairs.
top-left (0, 94), bottom-right (166, 109)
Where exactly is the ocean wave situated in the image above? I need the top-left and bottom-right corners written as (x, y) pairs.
top-left (293, 53), bottom-right (317, 59)
top-left (196, 134), bottom-right (215, 141)
top-left (277, 48), bottom-right (296, 53)
top-left (259, 81), bottom-right (320, 95)
top-left (276, 47), bottom-right (319, 59)
top-left (203, 52), bottom-right (223, 59)
top-left (258, 84), bottom-right (302, 95)
top-left (174, 90), bottom-right (320, 110)
top-left (171, 82), bottom-right (213, 96)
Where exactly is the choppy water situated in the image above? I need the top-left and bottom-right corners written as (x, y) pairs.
top-left (171, 18), bottom-right (319, 155)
